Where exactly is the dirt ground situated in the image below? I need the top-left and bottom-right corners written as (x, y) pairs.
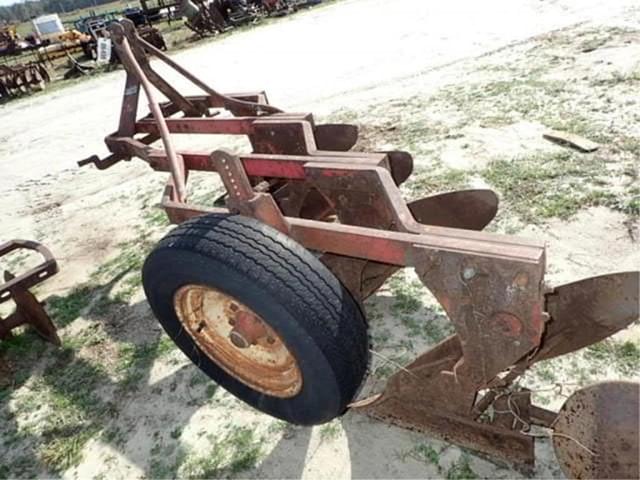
top-left (1, 0), bottom-right (639, 478)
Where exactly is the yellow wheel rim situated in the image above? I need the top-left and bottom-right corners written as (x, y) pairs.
top-left (173, 284), bottom-right (303, 398)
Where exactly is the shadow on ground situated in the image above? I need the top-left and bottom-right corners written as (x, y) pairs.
top-left (0, 275), bottom-right (213, 479)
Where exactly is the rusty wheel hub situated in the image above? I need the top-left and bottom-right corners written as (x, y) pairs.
top-left (173, 285), bottom-right (302, 398)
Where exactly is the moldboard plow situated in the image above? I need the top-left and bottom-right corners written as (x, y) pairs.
top-left (82, 20), bottom-right (639, 478)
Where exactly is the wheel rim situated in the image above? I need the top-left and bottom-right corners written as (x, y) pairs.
top-left (173, 284), bottom-right (303, 398)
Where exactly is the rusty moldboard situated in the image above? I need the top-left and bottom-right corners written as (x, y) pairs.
top-left (553, 381), bottom-right (640, 480)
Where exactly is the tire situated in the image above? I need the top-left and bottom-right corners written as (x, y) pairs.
top-left (142, 213), bottom-right (369, 425)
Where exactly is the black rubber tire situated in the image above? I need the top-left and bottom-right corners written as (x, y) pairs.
top-left (142, 213), bottom-right (369, 425)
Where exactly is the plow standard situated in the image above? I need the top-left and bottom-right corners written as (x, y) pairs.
top-left (81, 20), bottom-right (639, 479)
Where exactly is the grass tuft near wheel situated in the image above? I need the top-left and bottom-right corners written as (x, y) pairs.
top-left (142, 213), bottom-right (369, 425)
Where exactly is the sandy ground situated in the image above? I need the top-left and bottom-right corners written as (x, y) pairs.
top-left (1, 0), bottom-right (639, 478)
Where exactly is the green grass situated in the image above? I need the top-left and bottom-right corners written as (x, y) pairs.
top-left (481, 150), bottom-right (637, 223)
top-left (401, 444), bottom-right (478, 479)
top-left (325, 23), bottom-right (638, 228)
top-left (266, 420), bottom-right (290, 435)
top-left (384, 275), bottom-right (453, 343)
top-left (0, 329), bottom-right (45, 358)
top-left (39, 428), bottom-right (97, 473)
top-left (319, 421), bottom-right (341, 442)
top-left (176, 427), bottom-right (263, 478)
top-left (48, 286), bottom-right (95, 327)
top-left (433, 78), bottom-right (569, 128)
top-left (1, 323), bottom-right (181, 476)
top-left (590, 70), bottom-right (640, 87)
top-left (404, 167), bottom-right (470, 198)
top-left (46, 235), bottom-right (156, 330)
top-left (585, 340), bottom-right (640, 376)
top-left (117, 336), bottom-right (177, 389)
top-left (0, 213), bottom-right (171, 476)
top-left (91, 240), bottom-right (148, 281)
top-left (534, 362), bottom-right (557, 383)
top-left (446, 455), bottom-right (478, 480)
top-left (53, 0), bottom-right (131, 29)
top-left (9, 346), bottom-right (115, 474)
top-left (188, 369), bottom-right (210, 388)
top-left (405, 442), bottom-right (441, 470)
top-left (389, 277), bottom-right (424, 316)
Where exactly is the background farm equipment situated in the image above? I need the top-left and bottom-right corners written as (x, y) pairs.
top-left (181, 0), bottom-right (236, 36)
top-left (180, 0), bottom-right (320, 35)
top-left (81, 20), bottom-right (640, 479)
top-left (140, 0), bottom-right (182, 23)
top-left (0, 60), bottom-right (50, 100)
top-left (0, 240), bottom-right (59, 346)
top-left (255, 0), bottom-right (323, 16)
top-left (0, 25), bottom-right (19, 56)
top-left (74, 11), bottom-right (166, 62)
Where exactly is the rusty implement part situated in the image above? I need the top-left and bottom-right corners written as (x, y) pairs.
top-left (356, 336), bottom-right (536, 471)
top-left (211, 149), bottom-right (289, 234)
top-left (0, 240), bottom-right (59, 345)
top-left (408, 189), bottom-right (498, 230)
top-left (313, 124), bottom-right (358, 151)
top-left (182, 0), bottom-right (233, 36)
top-left (137, 25), bottom-right (167, 51)
top-left (84, 20), bottom-right (640, 476)
top-left (385, 151), bottom-right (414, 185)
top-left (0, 61), bottom-right (50, 101)
top-left (553, 381), bottom-right (640, 479)
top-left (358, 188), bottom-right (499, 300)
top-left (0, 272), bottom-right (60, 345)
top-left (532, 271), bottom-right (640, 362)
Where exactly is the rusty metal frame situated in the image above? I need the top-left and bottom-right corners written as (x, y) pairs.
top-left (0, 240), bottom-right (60, 345)
top-left (0, 240), bottom-right (57, 303)
top-left (82, 20), bottom-right (639, 475)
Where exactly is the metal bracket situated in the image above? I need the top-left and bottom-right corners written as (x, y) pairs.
top-left (211, 150), bottom-right (289, 234)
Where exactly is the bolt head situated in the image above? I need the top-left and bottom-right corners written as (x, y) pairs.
top-left (462, 267), bottom-right (476, 280)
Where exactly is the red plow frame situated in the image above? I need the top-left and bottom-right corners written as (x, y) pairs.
top-left (81, 20), bottom-right (639, 478)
